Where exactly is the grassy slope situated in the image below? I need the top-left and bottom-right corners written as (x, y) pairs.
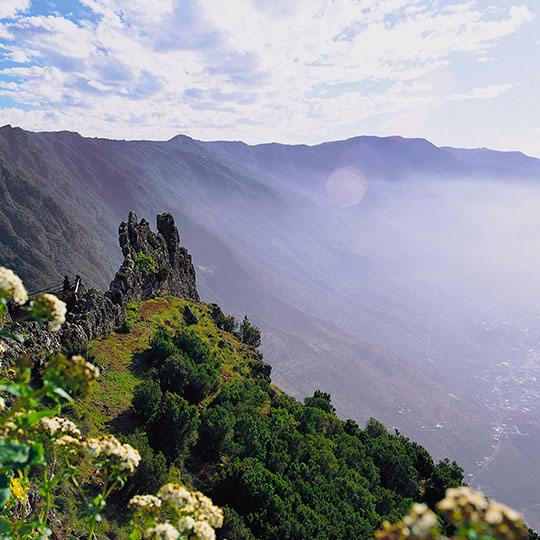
top-left (79, 297), bottom-right (266, 433)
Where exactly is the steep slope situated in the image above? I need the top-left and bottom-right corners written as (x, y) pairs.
top-left (0, 158), bottom-right (114, 290)
top-left (1, 126), bottom-right (540, 526)
top-left (74, 295), bottom-right (463, 540)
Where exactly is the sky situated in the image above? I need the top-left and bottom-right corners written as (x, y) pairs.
top-left (0, 0), bottom-right (538, 156)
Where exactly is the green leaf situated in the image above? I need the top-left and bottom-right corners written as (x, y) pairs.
top-left (17, 409), bottom-right (58, 429)
top-left (0, 441), bottom-right (44, 471)
top-left (27, 443), bottom-right (44, 466)
top-left (0, 475), bottom-right (10, 507)
top-left (0, 518), bottom-right (12, 533)
top-left (51, 387), bottom-right (73, 402)
top-left (0, 383), bottom-right (22, 397)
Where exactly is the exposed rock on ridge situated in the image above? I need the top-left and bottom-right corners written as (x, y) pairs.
top-left (54, 212), bottom-right (199, 344)
top-left (109, 211), bottom-right (199, 306)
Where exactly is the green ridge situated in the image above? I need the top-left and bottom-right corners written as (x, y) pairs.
top-left (68, 296), bottom-right (463, 540)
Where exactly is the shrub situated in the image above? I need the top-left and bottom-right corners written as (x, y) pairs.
top-left (134, 253), bottom-right (157, 275)
top-left (132, 379), bottom-right (163, 420)
top-left (238, 316), bottom-right (261, 348)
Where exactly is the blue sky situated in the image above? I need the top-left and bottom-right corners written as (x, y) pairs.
top-left (0, 0), bottom-right (538, 156)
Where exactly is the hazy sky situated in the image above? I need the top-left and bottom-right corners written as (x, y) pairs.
top-left (0, 0), bottom-right (538, 156)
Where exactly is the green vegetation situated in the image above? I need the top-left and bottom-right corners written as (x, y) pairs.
top-left (0, 159), bottom-right (113, 291)
top-left (0, 270), bottom-right (224, 540)
top-left (0, 267), bottom-right (535, 540)
top-left (75, 297), bottom-right (471, 540)
top-left (134, 253), bottom-right (158, 276)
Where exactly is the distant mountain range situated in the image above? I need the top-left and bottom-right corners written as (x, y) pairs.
top-left (1, 125), bottom-right (540, 528)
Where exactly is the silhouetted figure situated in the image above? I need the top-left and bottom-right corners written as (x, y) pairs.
top-left (63, 275), bottom-right (71, 292)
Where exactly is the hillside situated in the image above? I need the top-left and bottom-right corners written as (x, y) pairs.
top-left (66, 294), bottom-right (464, 540)
top-left (1, 127), bottom-right (540, 526)
top-left (0, 211), bottom-right (468, 540)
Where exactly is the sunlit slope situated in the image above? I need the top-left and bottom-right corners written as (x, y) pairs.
top-left (78, 297), bottom-right (265, 431)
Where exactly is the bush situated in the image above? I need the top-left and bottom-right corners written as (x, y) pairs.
top-left (303, 390), bottom-right (336, 415)
top-left (147, 392), bottom-right (199, 460)
top-left (132, 379), bottom-right (163, 419)
top-left (121, 431), bottom-right (168, 500)
top-left (133, 253), bottom-right (157, 275)
top-left (150, 327), bottom-right (177, 364)
top-left (238, 316), bottom-right (261, 348)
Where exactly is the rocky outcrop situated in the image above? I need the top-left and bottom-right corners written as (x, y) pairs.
top-left (63, 289), bottom-right (123, 343)
top-left (108, 211), bottom-right (199, 306)
top-left (59, 212), bottom-right (198, 343)
top-left (2, 212), bottom-right (199, 353)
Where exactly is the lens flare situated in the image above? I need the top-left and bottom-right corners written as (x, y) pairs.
top-left (325, 167), bottom-right (367, 207)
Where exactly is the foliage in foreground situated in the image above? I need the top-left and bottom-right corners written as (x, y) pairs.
top-left (1, 266), bottom-right (535, 540)
top-left (377, 486), bottom-right (528, 540)
top-left (0, 267), bottom-right (223, 540)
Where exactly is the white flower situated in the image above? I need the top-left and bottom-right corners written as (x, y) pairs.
top-left (144, 523), bottom-right (179, 540)
top-left (0, 342), bottom-right (7, 358)
top-left (71, 355), bottom-right (100, 379)
top-left (54, 435), bottom-right (82, 455)
top-left (84, 435), bottom-right (140, 473)
top-left (129, 494), bottom-right (162, 511)
top-left (40, 416), bottom-right (81, 438)
top-left (0, 267), bottom-right (28, 305)
top-left (403, 503), bottom-right (438, 536)
top-left (0, 397), bottom-right (5, 411)
top-left (192, 520), bottom-right (216, 540)
top-left (158, 483), bottom-right (194, 508)
top-left (177, 516), bottom-right (196, 533)
top-left (30, 293), bottom-right (66, 330)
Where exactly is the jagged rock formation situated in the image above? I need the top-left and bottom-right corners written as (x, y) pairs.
top-left (108, 211), bottom-right (199, 306)
top-left (3, 212), bottom-right (199, 351)
top-left (64, 212), bottom-right (198, 343)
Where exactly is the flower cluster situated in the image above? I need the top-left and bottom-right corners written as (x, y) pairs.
top-left (72, 355), bottom-right (100, 379)
top-left (157, 484), bottom-right (194, 509)
top-left (436, 486), bottom-right (527, 540)
top-left (133, 483), bottom-right (223, 540)
top-left (30, 293), bottom-right (67, 330)
top-left (0, 419), bottom-right (27, 443)
top-left (0, 267), bottom-right (28, 305)
top-left (376, 486), bottom-right (528, 540)
top-left (144, 523), bottom-right (179, 540)
top-left (40, 416), bottom-right (81, 438)
top-left (129, 495), bottom-right (162, 512)
top-left (84, 434), bottom-right (141, 474)
top-left (158, 483), bottom-right (223, 528)
top-left (54, 434), bottom-right (83, 456)
top-left (44, 353), bottom-right (99, 397)
top-left (402, 503), bottom-right (439, 537)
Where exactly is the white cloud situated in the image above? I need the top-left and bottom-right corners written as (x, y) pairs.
top-left (449, 83), bottom-right (516, 101)
top-left (0, 0), bottom-right (29, 19)
top-left (0, 0), bottom-right (536, 152)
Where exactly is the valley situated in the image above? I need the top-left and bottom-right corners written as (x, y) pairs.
top-left (1, 126), bottom-right (539, 526)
